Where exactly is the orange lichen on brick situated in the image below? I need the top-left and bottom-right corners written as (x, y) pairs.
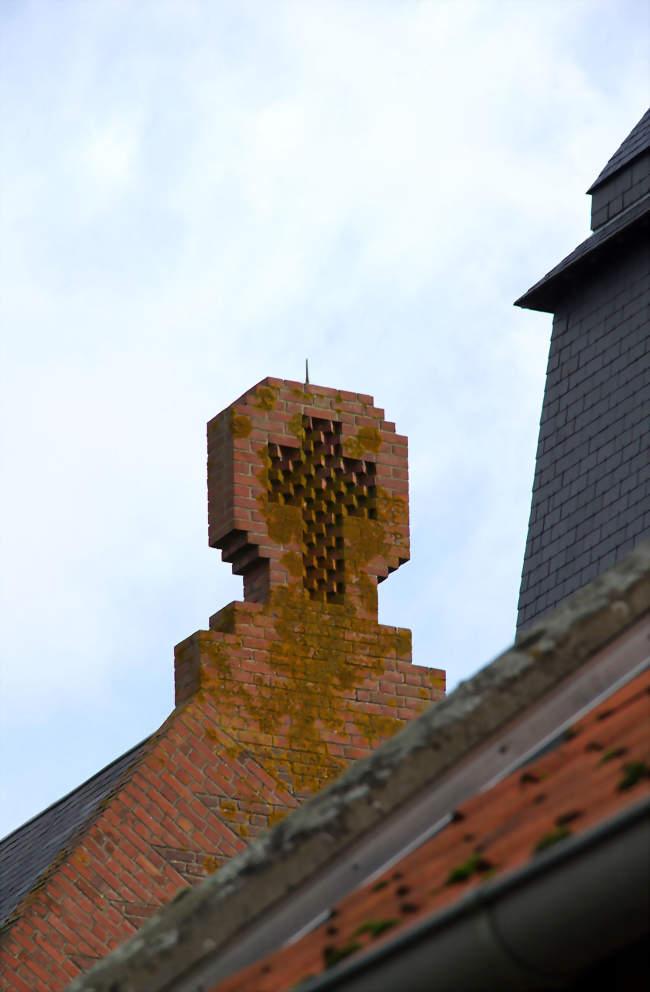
top-left (191, 379), bottom-right (444, 795)
top-left (176, 595), bottom-right (428, 796)
top-left (253, 385), bottom-right (278, 411)
top-left (230, 409), bottom-right (252, 438)
top-left (343, 425), bottom-right (382, 458)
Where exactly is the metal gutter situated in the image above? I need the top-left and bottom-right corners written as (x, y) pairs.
top-left (301, 796), bottom-right (650, 992)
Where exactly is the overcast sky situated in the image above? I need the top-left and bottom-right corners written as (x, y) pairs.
top-left (1, 0), bottom-right (648, 839)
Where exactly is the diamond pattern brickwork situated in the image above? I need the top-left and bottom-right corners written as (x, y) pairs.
top-left (266, 415), bottom-right (377, 603)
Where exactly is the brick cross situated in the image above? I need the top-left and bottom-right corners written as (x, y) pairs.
top-left (207, 379), bottom-right (410, 618)
top-left (266, 414), bottom-right (377, 603)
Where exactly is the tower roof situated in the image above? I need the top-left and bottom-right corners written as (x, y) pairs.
top-left (587, 107), bottom-right (650, 192)
top-left (515, 106), bottom-right (650, 312)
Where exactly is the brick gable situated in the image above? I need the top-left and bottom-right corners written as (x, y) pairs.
top-left (0, 380), bottom-right (444, 991)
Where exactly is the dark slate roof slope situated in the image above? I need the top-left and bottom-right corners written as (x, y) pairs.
top-left (587, 107), bottom-right (650, 191)
top-left (0, 737), bottom-right (151, 927)
top-left (514, 193), bottom-right (649, 311)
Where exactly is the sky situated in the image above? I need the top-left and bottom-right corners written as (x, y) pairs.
top-left (1, 0), bottom-right (648, 839)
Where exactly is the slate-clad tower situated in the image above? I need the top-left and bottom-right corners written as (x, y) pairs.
top-left (516, 109), bottom-right (650, 629)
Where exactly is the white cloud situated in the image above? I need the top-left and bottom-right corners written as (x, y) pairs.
top-left (1, 0), bottom-right (648, 836)
top-left (82, 120), bottom-right (138, 188)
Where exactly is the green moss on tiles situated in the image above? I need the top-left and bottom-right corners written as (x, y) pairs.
top-left (598, 747), bottom-right (627, 764)
top-left (532, 825), bottom-right (571, 855)
top-left (354, 918), bottom-right (400, 940)
top-left (323, 942), bottom-right (362, 968)
top-left (618, 761), bottom-right (650, 791)
top-left (555, 810), bottom-right (582, 826)
top-left (445, 851), bottom-right (494, 885)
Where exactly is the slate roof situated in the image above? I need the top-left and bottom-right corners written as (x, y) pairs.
top-left (0, 737), bottom-right (151, 927)
top-left (516, 106), bottom-right (650, 312)
top-left (514, 190), bottom-right (649, 312)
top-left (587, 107), bottom-right (650, 191)
top-left (216, 667), bottom-right (650, 991)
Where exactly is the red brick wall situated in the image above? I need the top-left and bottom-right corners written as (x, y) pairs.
top-left (0, 709), bottom-right (297, 991)
top-left (0, 380), bottom-right (444, 990)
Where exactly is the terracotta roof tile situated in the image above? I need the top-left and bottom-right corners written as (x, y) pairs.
top-left (215, 668), bottom-right (650, 991)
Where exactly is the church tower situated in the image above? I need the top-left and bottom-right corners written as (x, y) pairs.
top-left (516, 109), bottom-right (650, 629)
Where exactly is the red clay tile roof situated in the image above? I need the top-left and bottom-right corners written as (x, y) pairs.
top-left (215, 667), bottom-right (650, 992)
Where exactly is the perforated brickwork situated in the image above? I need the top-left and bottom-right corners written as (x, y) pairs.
top-left (266, 416), bottom-right (377, 603)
